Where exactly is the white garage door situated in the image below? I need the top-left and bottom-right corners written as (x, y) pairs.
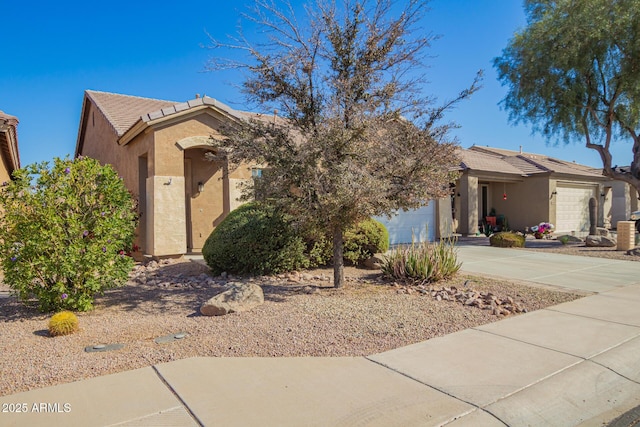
top-left (555, 185), bottom-right (596, 233)
top-left (375, 202), bottom-right (435, 245)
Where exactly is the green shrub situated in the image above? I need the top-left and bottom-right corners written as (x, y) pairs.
top-left (343, 218), bottom-right (390, 265)
top-left (48, 311), bottom-right (79, 336)
top-left (0, 157), bottom-right (137, 312)
top-left (303, 219), bottom-right (389, 267)
top-left (558, 235), bottom-right (570, 245)
top-left (489, 232), bottom-right (525, 248)
top-left (203, 202), bottom-right (309, 275)
top-left (381, 238), bottom-right (461, 283)
top-left (203, 203), bottom-right (390, 274)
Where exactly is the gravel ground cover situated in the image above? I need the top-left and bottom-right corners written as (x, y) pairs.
top-left (0, 251), bottom-right (588, 397)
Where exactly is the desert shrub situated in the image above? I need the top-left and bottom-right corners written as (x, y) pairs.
top-left (0, 157), bottom-right (137, 312)
top-left (48, 311), bottom-right (79, 336)
top-left (558, 235), bottom-right (570, 245)
top-left (203, 202), bottom-right (390, 274)
top-left (203, 202), bottom-right (309, 275)
top-left (489, 232), bottom-right (525, 248)
top-left (381, 238), bottom-right (461, 283)
top-left (343, 218), bottom-right (390, 265)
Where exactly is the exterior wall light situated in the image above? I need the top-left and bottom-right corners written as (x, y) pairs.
top-left (197, 182), bottom-right (204, 193)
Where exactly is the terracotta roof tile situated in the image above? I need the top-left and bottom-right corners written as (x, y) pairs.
top-left (86, 90), bottom-right (177, 136)
top-left (458, 148), bottom-right (525, 175)
top-left (467, 145), bottom-right (603, 178)
top-left (502, 155), bottom-right (548, 175)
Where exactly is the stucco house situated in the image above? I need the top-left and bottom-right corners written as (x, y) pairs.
top-left (75, 90), bottom-right (461, 253)
top-left (0, 111), bottom-right (21, 182)
top-left (75, 89), bottom-right (628, 254)
top-left (454, 145), bottom-right (615, 236)
top-left (75, 90), bottom-right (258, 257)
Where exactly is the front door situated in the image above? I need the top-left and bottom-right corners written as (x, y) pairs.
top-left (480, 184), bottom-right (490, 220)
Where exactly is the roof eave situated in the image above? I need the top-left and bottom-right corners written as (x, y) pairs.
top-left (551, 171), bottom-right (610, 182)
top-left (75, 94), bottom-right (91, 157)
top-left (117, 103), bottom-right (244, 146)
top-left (0, 114), bottom-right (20, 172)
top-left (464, 170), bottom-right (527, 182)
top-left (118, 119), bottom-right (147, 146)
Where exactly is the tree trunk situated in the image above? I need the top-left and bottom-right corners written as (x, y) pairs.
top-left (332, 226), bottom-right (344, 288)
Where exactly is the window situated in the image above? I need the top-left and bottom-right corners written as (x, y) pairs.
top-left (251, 167), bottom-right (263, 178)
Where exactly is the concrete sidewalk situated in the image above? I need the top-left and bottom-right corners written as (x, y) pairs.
top-left (2, 247), bottom-right (640, 426)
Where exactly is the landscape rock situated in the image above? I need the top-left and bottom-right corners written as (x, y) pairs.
top-left (596, 227), bottom-right (610, 237)
top-left (200, 282), bottom-right (265, 316)
top-left (362, 254), bottom-right (384, 270)
top-left (585, 235), bottom-right (616, 247)
top-left (626, 247), bottom-right (640, 257)
top-left (418, 285), bottom-right (527, 316)
top-left (557, 234), bottom-right (583, 243)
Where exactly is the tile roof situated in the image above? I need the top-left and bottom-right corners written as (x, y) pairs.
top-left (86, 90), bottom-right (177, 136)
top-left (458, 148), bottom-right (526, 175)
top-left (466, 145), bottom-right (603, 178)
top-left (85, 90), bottom-right (259, 142)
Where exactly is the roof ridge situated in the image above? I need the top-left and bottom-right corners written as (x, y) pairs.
top-left (515, 154), bottom-right (552, 172)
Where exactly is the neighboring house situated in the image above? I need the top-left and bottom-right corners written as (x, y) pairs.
top-left (75, 90), bottom-right (258, 257)
top-left (604, 168), bottom-right (639, 227)
top-left (0, 111), bottom-right (21, 181)
top-left (455, 145), bottom-right (613, 236)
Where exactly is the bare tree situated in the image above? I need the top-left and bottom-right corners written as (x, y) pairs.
top-left (206, 0), bottom-right (481, 287)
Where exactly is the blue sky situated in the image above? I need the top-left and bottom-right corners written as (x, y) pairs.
top-left (0, 0), bottom-right (630, 168)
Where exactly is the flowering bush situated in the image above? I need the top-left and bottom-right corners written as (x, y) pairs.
top-left (0, 157), bottom-right (138, 312)
top-left (531, 222), bottom-right (554, 239)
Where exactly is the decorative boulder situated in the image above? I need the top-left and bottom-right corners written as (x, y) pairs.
top-left (362, 254), bottom-right (384, 270)
top-left (200, 282), bottom-right (265, 316)
top-left (585, 235), bottom-right (616, 247)
top-left (596, 227), bottom-right (610, 237)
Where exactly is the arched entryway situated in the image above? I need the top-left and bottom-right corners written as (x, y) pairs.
top-left (177, 136), bottom-right (228, 253)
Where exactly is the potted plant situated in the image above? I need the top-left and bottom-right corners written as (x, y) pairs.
top-left (531, 222), bottom-right (554, 239)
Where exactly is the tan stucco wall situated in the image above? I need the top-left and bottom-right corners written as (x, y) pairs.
top-left (147, 175), bottom-right (186, 255)
top-left (436, 197), bottom-right (454, 238)
top-left (155, 112), bottom-right (254, 253)
top-left (492, 177), bottom-right (549, 231)
top-left (457, 173), bottom-right (556, 234)
top-left (80, 106), bottom-right (258, 256)
top-left (457, 175), bottom-right (478, 235)
top-left (78, 102), bottom-right (155, 253)
top-left (0, 153), bottom-right (12, 183)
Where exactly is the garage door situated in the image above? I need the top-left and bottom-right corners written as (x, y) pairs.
top-left (375, 202), bottom-right (435, 245)
top-left (555, 185), bottom-right (596, 233)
